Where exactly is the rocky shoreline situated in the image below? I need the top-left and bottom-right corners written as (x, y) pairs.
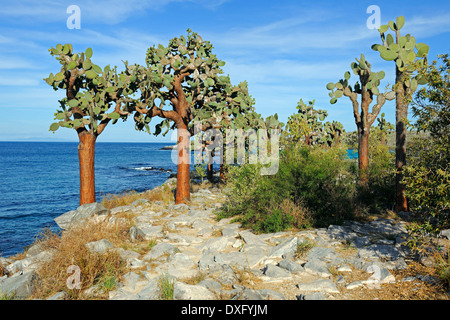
top-left (1, 178), bottom-right (449, 300)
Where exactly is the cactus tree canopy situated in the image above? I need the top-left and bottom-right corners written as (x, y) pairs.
top-left (131, 30), bottom-right (251, 204)
top-left (45, 44), bottom-right (135, 205)
top-left (371, 16), bottom-right (430, 212)
top-left (327, 54), bottom-right (395, 185)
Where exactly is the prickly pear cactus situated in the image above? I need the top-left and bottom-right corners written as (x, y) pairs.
top-left (327, 54), bottom-right (395, 129)
top-left (371, 16), bottom-right (429, 96)
top-left (45, 44), bottom-right (135, 135)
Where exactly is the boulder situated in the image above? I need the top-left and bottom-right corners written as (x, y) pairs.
top-left (85, 239), bottom-right (114, 254)
top-left (173, 282), bottom-right (216, 300)
top-left (0, 270), bottom-right (39, 299)
top-left (268, 237), bottom-right (298, 258)
top-left (296, 279), bottom-right (339, 294)
top-left (54, 203), bottom-right (108, 230)
top-left (143, 243), bottom-right (179, 261)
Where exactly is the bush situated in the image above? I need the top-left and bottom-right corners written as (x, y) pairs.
top-left (403, 53), bottom-right (450, 240)
top-left (355, 141), bottom-right (396, 213)
top-left (219, 144), bottom-right (354, 232)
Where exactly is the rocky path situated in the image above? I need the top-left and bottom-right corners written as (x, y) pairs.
top-left (1, 179), bottom-right (448, 300)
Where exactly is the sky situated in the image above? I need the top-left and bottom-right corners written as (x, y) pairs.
top-left (0, 0), bottom-right (449, 142)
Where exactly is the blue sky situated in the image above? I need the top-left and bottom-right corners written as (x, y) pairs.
top-left (0, 0), bottom-right (449, 142)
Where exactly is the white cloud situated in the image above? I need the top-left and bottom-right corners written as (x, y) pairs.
top-left (0, 0), bottom-right (231, 25)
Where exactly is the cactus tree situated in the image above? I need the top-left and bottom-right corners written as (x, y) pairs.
top-left (45, 44), bottom-right (135, 205)
top-left (284, 99), bottom-right (328, 146)
top-left (191, 78), bottom-right (256, 182)
top-left (328, 54), bottom-right (395, 185)
top-left (131, 30), bottom-right (240, 204)
top-left (372, 16), bottom-right (429, 211)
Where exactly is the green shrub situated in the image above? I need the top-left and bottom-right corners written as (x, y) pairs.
top-left (356, 142), bottom-right (396, 213)
top-left (219, 144), bottom-right (354, 232)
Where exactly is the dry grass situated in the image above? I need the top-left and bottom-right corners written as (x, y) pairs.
top-left (101, 184), bottom-right (174, 210)
top-left (31, 219), bottom-right (131, 300)
top-left (181, 271), bottom-right (207, 285)
top-left (278, 198), bottom-right (313, 230)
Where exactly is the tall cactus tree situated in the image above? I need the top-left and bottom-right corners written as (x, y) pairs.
top-left (372, 16), bottom-right (429, 211)
top-left (327, 54), bottom-right (395, 185)
top-left (45, 44), bottom-right (135, 205)
top-left (131, 30), bottom-right (241, 204)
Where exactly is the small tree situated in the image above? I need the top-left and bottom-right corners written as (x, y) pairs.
top-left (283, 99), bottom-right (328, 146)
top-left (45, 44), bottom-right (135, 205)
top-left (327, 54), bottom-right (395, 185)
top-left (371, 15), bottom-right (430, 212)
top-left (131, 30), bottom-right (245, 203)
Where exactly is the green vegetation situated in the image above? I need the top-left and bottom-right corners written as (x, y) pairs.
top-left (403, 54), bottom-right (450, 251)
top-left (158, 273), bottom-right (175, 300)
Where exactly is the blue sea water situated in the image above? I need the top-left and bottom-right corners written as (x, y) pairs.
top-left (0, 142), bottom-right (359, 258)
top-left (0, 142), bottom-right (178, 257)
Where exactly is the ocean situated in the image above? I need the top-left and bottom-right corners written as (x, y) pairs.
top-left (0, 142), bottom-right (178, 257)
top-left (0, 142), bottom-right (359, 258)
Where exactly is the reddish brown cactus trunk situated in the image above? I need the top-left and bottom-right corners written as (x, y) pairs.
top-left (176, 122), bottom-right (190, 204)
top-left (78, 131), bottom-right (97, 205)
top-left (358, 127), bottom-right (370, 186)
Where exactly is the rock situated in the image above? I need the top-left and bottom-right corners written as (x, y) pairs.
top-left (155, 253), bottom-right (197, 278)
top-left (0, 270), bottom-right (39, 299)
top-left (6, 250), bottom-right (54, 274)
top-left (297, 279), bottom-right (340, 294)
top-left (131, 199), bottom-right (150, 207)
top-left (200, 237), bottom-right (229, 253)
top-left (143, 243), bottom-right (179, 261)
top-left (173, 282), bottom-right (216, 300)
top-left (214, 252), bottom-right (248, 269)
top-left (165, 233), bottom-right (203, 246)
top-left (122, 272), bottom-right (141, 292)
top-left (262, 264), bottom-right (291, 279)
top-left (233, 287), bottom-right (264, 300)
top-left (268, 237), bottom-right (298, 258)
top-left (169, 203), bottom-right (189, 211)
top-left (239, 230), bottom-right (267, 246)
top-left (54, 202), bottom-right (108, 230)
top-left (303, 259), bottom-right (332, 278)
top-left (198, 280), bottom-right (223, 293)
top-left (242, 246), bottom-right (268, 268)
top-left (416, 274), bottom-right (441, 286)
top-left (47, 291), bottom-right (67, 300)
top-left (357, 244), bottom-right (405, 261)
top-left (307, 247), bottom-right (336, 261)
top-left (135, 225), bottom-right (164, 240)
top-left (207, 264), bottom-right (237, 286)
top-left (110, 205), bottom-right (133, 215)
top-left (363, 263), bottom-right (396, 286)
top-left (129, 226), bottom-right (145, 242)
top-left (346, 281), bottom-right (364, 290)
top-left (278, 259), bottom-right (304, 273)
top-left (440, 229), bottom-right (450, 240)
top-left (83, 284), bottom-right (105, 298)
top-left (297, 292), bottom-right (326, 300)
top-left (337, 265), bottom-right (352, 272)
top-left (85, 239), bottom-right (114, 254)
top-left (258, 289), bottom-right (286, 300)
top-left (117, 249), bottom-right (140, 262)
top-left (136, 279), bottom-right (159, 300)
